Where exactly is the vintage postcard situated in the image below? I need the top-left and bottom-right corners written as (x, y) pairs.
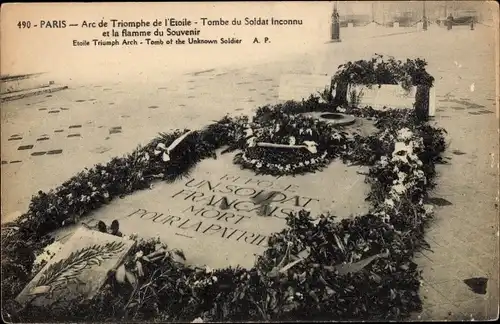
top-left (1, 1), bottom-right (498, 322)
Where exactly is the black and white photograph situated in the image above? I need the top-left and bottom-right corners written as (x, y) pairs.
top-left (1, 1), bottom-right (498, 322)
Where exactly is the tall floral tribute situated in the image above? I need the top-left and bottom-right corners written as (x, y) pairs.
top-left (1, 57), bottom-right (446, 322)
top-left (331, 54), bottom-right (435, 120)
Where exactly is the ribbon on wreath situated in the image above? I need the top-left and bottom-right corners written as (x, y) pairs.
top-left (154, 130), bottom-right (196, 162)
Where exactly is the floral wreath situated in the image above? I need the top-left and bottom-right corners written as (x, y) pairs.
top-left (1, 57), bottom-right (448, 323)
top-left (232, 112), bottom-right (349, 176)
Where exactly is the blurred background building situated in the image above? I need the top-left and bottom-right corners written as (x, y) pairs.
top-left (337, 1), bottom-right (494, 27)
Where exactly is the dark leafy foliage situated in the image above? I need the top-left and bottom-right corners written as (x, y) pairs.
top-left (332, 54), bottom-right (435, 91)
top-left (2, 60), bottom-right (446, 322)
top-left (331, 55), bottom-right (435, 111)
top-left (232, 106), bottom-right (348, 176)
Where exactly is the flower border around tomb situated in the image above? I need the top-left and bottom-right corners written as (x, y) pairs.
top-left (1, 58), bottom-right (448, 322)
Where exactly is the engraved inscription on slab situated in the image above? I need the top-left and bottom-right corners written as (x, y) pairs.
top-left (16, 227), bottom-right (135, 307)
top-left (278, 74), bottom-right (331, 102)
top-left (51, 150), bottom-right (370, 269)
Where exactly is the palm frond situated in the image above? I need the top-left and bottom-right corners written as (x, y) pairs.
top-left (36, 241), bottom-right (125, 293)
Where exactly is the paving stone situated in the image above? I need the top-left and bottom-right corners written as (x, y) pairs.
top-left (421, 262), bottom-right (462, 284)
top-left (413, 310), bottom-right (430, 321)
top-left (454, 242), bottom-right (491, 261)
top-left (431, 279), bottom-right (489, 304)
top-left (454, 298), bottom-right (492, 321)
top-left (427, 197), bottom-right (453, 206)
top-left (421, 303), bottom-right (467, 320)
top-left (468, 253), bottom-right (498, 276)
top-left (67, 134), bottom-right (81, 138)
top-left (31, 152), bottom-right (47, 156)
top-left (426, 229), bottom-right (464, 249)
top-left (47, 149), bottom-right (63, 155)
top-left (420, 284), bottom-right (450, 306)
top-left (453, 262), bottom-right (489, 282)
top-left (18, 145), bottom-right (34, 150)
top-left (91, 146), bottom-right (112, 154)
top-left (421, 245), bottom-right (462, 265)
top-left (414, 251), bottom-right (434, 268)
top-left (458, 228), bottom-right (490, 244)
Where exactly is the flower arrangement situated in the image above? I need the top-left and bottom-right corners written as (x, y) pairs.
top-left (330, 55), bottom-right (435, 120)
top-left (232, 103), bottom-right (351, 176)
top-left (1, 58), bottom-right (447, 322)
top-left (332, 54), bottom-right (435, 92)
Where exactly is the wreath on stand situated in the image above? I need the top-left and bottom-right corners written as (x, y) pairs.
top-left (1, 57), bottom-right (448, 322)
top-left (331, 54), bottom-right (435, 121)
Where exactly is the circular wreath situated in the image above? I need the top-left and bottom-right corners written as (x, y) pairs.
top-left (233, 112), bottom-right (349, 176)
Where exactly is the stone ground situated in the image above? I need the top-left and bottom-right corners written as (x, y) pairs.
top-left (1, 24), bottom-right (498, 320)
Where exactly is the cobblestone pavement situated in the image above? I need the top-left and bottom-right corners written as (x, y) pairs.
top-left (1, 25), bottom-right (498, 320)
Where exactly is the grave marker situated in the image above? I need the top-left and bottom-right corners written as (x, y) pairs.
top-left (278, 74), bottom-right (331, 102)
top-left (16, 226), bottom-right (134, 307)
top-left (51, 150), bottom-right (370, 269)
top-left (347, 84), bottom-right (436, 116)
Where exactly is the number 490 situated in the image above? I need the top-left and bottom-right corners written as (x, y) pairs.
top-left (18, 21), bottom-right (32, 28)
